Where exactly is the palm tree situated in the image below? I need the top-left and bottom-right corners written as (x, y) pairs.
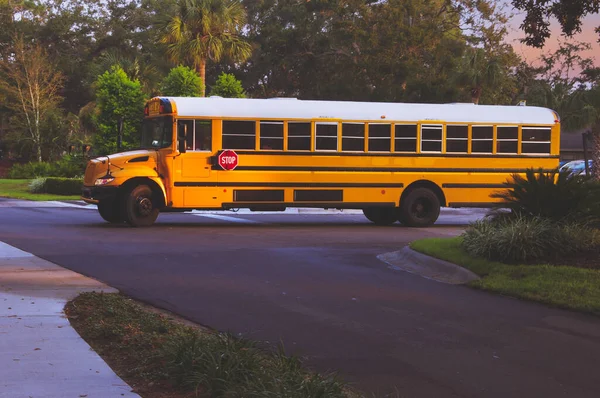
top-left (160, 0), bottom-right (252, 97)
top-left (456, 47), bottom-right (504, 105)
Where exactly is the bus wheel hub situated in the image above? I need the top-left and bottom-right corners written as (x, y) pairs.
top-left (137, 197), bottom-right (153, 216)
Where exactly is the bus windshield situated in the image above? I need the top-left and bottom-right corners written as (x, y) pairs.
top-left (141, 116), bottom-right (173, 149)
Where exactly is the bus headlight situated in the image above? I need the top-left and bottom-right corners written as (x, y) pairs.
top-left (94, 177), bottom-right (115, 186)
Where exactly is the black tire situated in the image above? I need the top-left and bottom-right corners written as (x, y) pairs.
top-left (398, 187), bottom-right (441, 227)
top-left (97, 199), bottom-right (123, 224)
top-left (123, 184), bottom-right (159, 227)
top-left (363, 207), bottom-right (398, 225)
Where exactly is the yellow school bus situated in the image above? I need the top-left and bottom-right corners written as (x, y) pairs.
top-left (81, 96), bottom-right (560, 227)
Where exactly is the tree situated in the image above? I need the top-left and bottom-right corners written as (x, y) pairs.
top-left (93, 65), bottom-right (146, 156)
top-left (160, 0), bottom-right (252, 97)
top-left (512, 0), bottom-right (600, 48)
top-left (209, 72), bottom-right (245, 98)
top-left (161, 65), bottom-right (203, 96)
top-left (0, 36), bottom-right (64, 162)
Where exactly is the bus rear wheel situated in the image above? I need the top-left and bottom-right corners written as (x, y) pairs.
top-left (97, 199), bottom-right (123, 224)
top-left (123, 184), bottom-right (159, 227)
top-left (398, 187), bottom-right (440, 227)
top-left (363, 207), bottom-right (398, 225)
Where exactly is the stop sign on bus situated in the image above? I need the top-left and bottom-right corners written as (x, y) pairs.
top-left (218, 149), bottom-right (238, 170)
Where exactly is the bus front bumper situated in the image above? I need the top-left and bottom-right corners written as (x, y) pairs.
top-left (81, 186), bottom-right (119, 205)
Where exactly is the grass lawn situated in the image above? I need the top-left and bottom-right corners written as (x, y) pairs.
top-left (410, 237), bottom-right (600, 315)
top-left (66, 292), bottom-right (358, 398)
top-left (0, 179), bottom-right (80, 201)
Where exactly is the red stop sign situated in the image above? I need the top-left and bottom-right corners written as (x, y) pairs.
top-left (218, 149), bottom-right (238, 170)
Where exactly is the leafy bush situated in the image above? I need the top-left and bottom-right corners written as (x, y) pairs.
top-left (8, 162), bottom-right (55, 178)
top-left (462, 216), bottom-right (600, 264)
top-left (28, 177), bottom-right (83, 195)
top-left (7, 155), bottom-right (87, 179)
top-left (490, 167), bottom-right (600, 224)
top-left (208, 72), bottom-right (246, 98)
top-left (28, 178), bottom-right (47, 193)
top-left (160, 65), bottom-right (203, 97)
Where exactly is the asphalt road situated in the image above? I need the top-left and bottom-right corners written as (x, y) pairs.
top-left (0, 199), bottom-right (599, 398)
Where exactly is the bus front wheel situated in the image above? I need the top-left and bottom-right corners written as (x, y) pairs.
top-left (97, 199), bottom-right (123, 224)
top-left (363, 207), bottom-right (397, 225)
top-left (398, 188), bottom-right (440, 227)
top-left (123, 184), bottom-right (159, 227)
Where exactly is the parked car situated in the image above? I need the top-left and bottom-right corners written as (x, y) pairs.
top-left (559, 159), bottom-right (594, 176)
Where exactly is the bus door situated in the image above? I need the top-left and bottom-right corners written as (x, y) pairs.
top-left (172, 119), bottom-right (218, 207)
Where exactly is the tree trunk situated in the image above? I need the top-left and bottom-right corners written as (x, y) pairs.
top-left (197, 59), bottom-right (206, 97)
top-left (592, 129), bottom-right (600, 180)
top-left (471, 87), bottom-right (481, 105)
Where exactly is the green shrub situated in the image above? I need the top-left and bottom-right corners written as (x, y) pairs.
top-left (160, 65), bottom-right (203, 97)
top-left (8, 155), bottom-right (87, 179)
top-left (28, 177), bottom-right (83, 195)
top-left (462, 216), bottom-right (600, 264)
top-left (28, 178), bottom-right (47, 193)
top-left (209, 72), bottom-right (246, 98)
top-left (490, 167), bottom-right (600, 224)
top-left (9, 162), bottom-right (55, 178)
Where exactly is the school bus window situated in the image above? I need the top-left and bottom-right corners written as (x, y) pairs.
top-left (315, 123), bottom-right (338, 151)
top-left (394, 124), bottom-right (417, 152)
top-left (342, 123), bottom-right (365, 152)
top-left (288, 122), bottom-right (311, 150)
top-left (497, 126), bottom-right (518, 154)
top-left (522, 127), bottom-right (551, 154)
top-left (446, 125), bottom-right (468, 153)
top-left (222, 120), bottom-right (255, 150)
top-left (260, 121), bottom-right (284, 150)
top-left (472, 125), bottom-right (493, 153)
top-left (141, 116), bottom-right (173, 149)
top-left (178, 120), bottom-right (194, 150)
top-left (421, 125), bottom-right (442, 152)
top-left (368, 124), bottom-right (391, 152)
top-left (194, 120), bottom-right (212, 151)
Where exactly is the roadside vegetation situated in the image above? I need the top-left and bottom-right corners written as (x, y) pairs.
top-left (65, 292), bottom-right (357, 398)
top-left (410, 237), bottom-right (600, 314)
top-left (0, 179), bottom-right (80, 201)
top-left (411, 168), bottom-right (600, 314)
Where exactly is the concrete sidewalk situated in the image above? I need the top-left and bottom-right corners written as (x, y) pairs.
top-left (0, 241), bottom-right (139, 398)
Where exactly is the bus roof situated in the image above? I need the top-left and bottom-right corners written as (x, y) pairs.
top-left (160, 97), bottom-right (558, 125)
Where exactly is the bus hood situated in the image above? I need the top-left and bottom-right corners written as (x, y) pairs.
top-left (83, 150), bottom-right (158, 186)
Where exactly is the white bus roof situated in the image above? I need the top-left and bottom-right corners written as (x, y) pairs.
top-left (162, 96), bottom-right (558, 125)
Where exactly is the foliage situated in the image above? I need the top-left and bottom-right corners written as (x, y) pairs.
top-left (410, 237), bottom-right (600, 314)
top-left (160, 0), bottom-right (252, 96)
top-left (240, 0), bottom-right (515, 102)
top-left (208, 72), bottom-right (246, 98)
top-left (490, 168), bottom-right (600, 224)
top-left (461, 216), bottom-right (600, 264)
top-left (93, 65), bottom-right (146, 156)
top-left (28, 178), bottom-right (47, 194)
top-left (66, 292), bottom-right (352, 398)
top-left (160, 65), bottom-right (204, 96)
top-left (28, 177), bottom-right (83, 195)
top-left (0, 179), bottom-right (80, 201)
top-left (7, 155), bottom-right (87, 179)
top-left (0, 35), bottom-right (65, 162)
top-left (511, 0), bottom-right (600, 48)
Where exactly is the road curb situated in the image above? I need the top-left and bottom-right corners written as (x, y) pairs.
top-left (377, 246), bottom-right (480, 285)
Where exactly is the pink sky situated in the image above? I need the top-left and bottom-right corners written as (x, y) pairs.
top-left (505, 7), bottom-right (600, 71)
